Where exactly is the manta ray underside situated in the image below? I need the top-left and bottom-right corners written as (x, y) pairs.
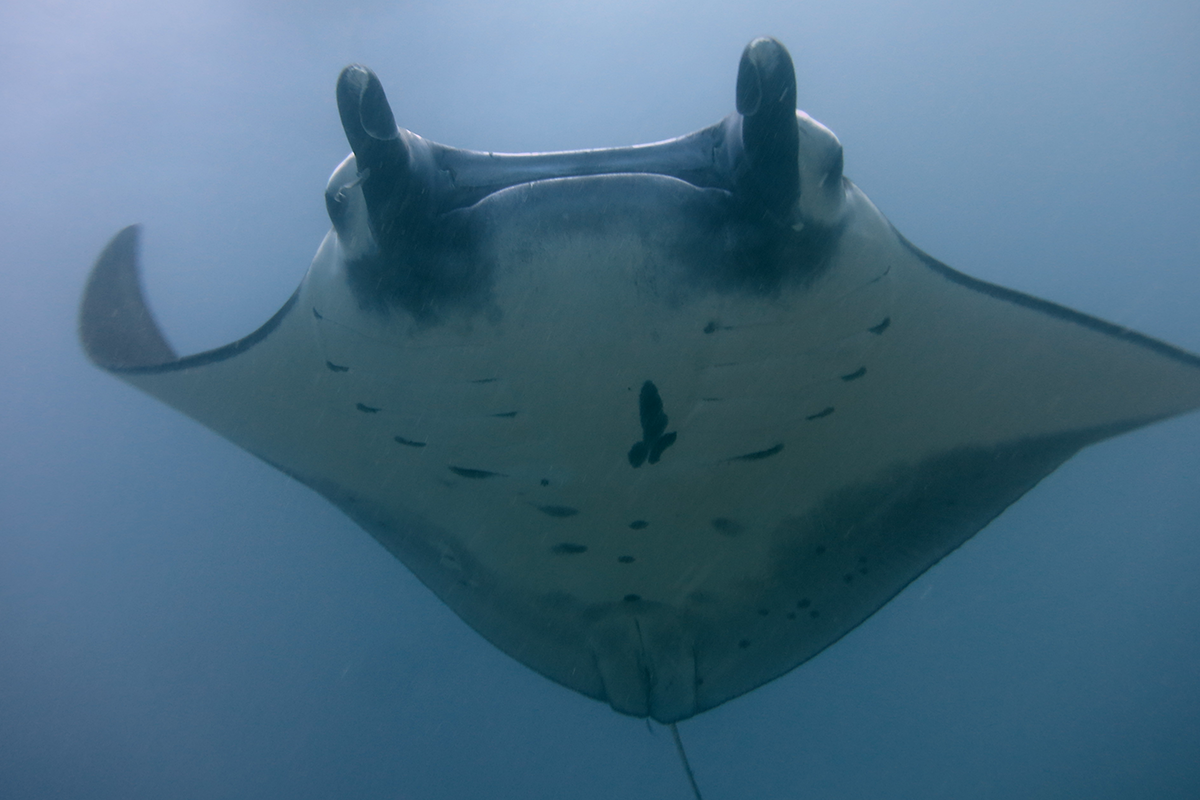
top-left (80, 38), bottom-right (1200, 724)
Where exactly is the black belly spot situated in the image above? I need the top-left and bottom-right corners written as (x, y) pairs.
top-left (840, 366), bottom-right (866, 382)
top-left (728, 443), bottom-right (784, 462)
top-left (618, 555), bottom-right (635, 564)
top-left (623, 594), bottom-right (641, 603)
top-left (738, 639), bottom-right (751, 649)
top-left (551, 543), bottom-right (587, 555)
top-left (797, 598), bottom-right (811, 609)
top-left (491, 411), bottom-right (518, 418)
top-left (628, 381), bottom-right (677, 467)
top-left (394, 435), bottom-right (426, 447)
top-left (629, 520), bottom-right (648, 530)
top-left (448, 466), bottom-right (505, 479)
top-left (538, 505), bottom-right (579, 518)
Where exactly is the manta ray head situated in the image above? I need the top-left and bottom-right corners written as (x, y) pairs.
top-left (324, 37), bottom-right (850, 324)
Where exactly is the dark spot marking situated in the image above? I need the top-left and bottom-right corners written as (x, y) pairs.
top-left (449, 466), bottom-right (504, 479)
top-left (840, 366), bottom-right (866, 382)
top-left (815, 545), bottom-right (826, 555)
top-left (858, 556), bottom-right (868, 563)
top-left (786, 612), bottom-right (796, 620)
top-left (757, 609), bottom-right (769, 616)
top-left (356, 403), bottom-right (380, 413)
top-left (629, 520), bottom-right (648, 530)
top-left (551, 543), bottom-right (587, 555)
top-left (711, 518), bottom-right (743, 536)
top-left (859, 567), bottom-right (869, 575)
top-left (869, 317), bottom-right (891, 335)
top-left (738, 639), bottom-right (750, 649)
top-left (326, 360), bottom-right (349, 372)
top-left (703, 320), bottom-right (720, 334)
top-left (618, 555), bottom-right (635, 564)
top-left (538, 505), bottom-right (579, 518)
top-left (394, 435), bottom-right (426, 447)
top-left (797, 598), bottom-right (811, 609)
top-left (843, 573), bottom-right (854, 583)
top-left (648, 431), bottom-right (677, 463)
top-left (728, 443), bottom-right (784, 462)
top-left (471, 377), bottom-right (497, 384)
top-left (809, 609), bottom-right (820, 619)
top-left (491, 411), bottom-right (518, 418)
top-left (701, 397), bottom-right (722, 402)
top-left (806, 407), bottom-right (835, 420)
top-left (540, 479), bottom-right (550, 487)
top-left (312, 307), bottom-right (323, 319)
top-left (628, 381), bottom-right (677, 467)
top-left (623, 594), bottom-right (641, 603)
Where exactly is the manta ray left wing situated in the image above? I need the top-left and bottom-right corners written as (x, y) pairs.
top-left (80, 38), bottom-right (1200, 723)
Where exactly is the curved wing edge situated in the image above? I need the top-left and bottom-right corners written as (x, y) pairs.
top-left (897, 229), bottom-right (1200, 372)
top-left (79, 225), bottom-right (177, 370)
top-left (79, 226), bottom-right (300, 375)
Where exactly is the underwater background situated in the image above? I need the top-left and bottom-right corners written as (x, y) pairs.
top-left (2, 1), bottom-right (1198, 797)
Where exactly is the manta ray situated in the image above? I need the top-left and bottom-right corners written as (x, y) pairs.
top-left (80, 38), bottom-right (1200, 731)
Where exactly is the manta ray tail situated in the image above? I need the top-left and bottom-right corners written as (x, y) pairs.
top-left (671, 723), bottom-right (705, 800)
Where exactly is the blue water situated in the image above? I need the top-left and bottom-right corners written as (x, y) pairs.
top-left (2, 1), bottom-right (1199, 798)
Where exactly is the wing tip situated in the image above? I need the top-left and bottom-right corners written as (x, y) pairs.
top-left (79, 225), bottom-right (178, 371)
